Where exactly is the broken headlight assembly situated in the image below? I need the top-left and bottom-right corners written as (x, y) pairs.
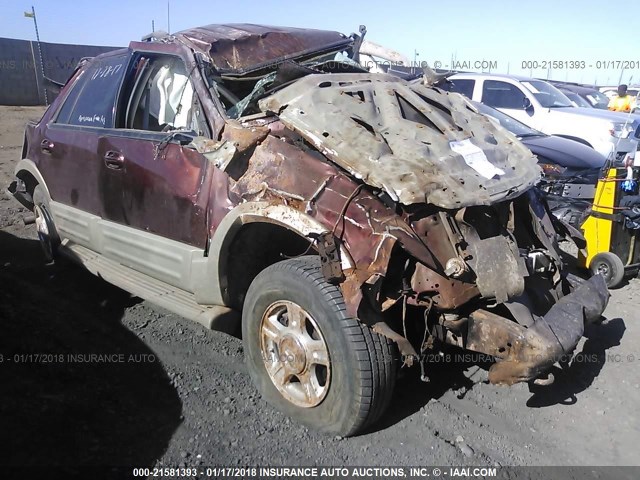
top-left (539, 163), bottom-right (567, 176)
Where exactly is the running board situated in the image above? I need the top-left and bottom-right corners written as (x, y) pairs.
top-left (60, 242), bottom-right (240, 336)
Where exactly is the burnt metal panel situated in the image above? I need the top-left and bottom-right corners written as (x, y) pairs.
top-left (259, 73), bottom-right (541, 208)
top-left (466, 274), bottom-right (609, 385)
top-left (174, 24), bottom-right (352, 74)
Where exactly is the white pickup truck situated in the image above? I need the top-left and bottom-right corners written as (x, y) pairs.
top-left (440, 73), bottom-right (639, 162)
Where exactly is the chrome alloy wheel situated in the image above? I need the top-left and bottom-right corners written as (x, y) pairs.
top-left (260, 300), bottom-right (330, 408)
top-left (34, 203), bottom-right (54, 262)
top-left (34, 204), bottom-right (50, 238)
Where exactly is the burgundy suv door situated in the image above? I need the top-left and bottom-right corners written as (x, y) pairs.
top-left (39, 51), bottom-right (130, 222)
top-left (95, 52), bottom-right (213, 248)
top-left (97, 133), bottom-right (211, 247)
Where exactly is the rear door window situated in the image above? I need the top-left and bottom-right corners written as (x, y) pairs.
top-left (56, 53), bottom-right (128, 128)
top-left (55, 69), bottom-right (88, 125)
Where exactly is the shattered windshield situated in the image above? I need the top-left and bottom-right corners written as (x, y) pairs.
top-left (207, 51), bottom-right (367, 119)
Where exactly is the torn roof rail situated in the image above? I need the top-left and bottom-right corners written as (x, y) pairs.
top-left (174, 24), bottom-right (353, 74)
top-left (141, 30), bottom-right (171, 42)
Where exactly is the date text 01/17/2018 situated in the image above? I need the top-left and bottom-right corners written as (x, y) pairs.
top-left (521, 60), bottom-right (640, 70)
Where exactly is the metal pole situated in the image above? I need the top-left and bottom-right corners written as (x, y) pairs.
top-left (31, 6), bottom-right (48, 105)
top-left (167, 1), bottom-right (170, 34)
top-left (28, 41), bottom-right (41, 104)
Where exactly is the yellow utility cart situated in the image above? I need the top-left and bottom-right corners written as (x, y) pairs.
top-left (579, 166), bottom-right (640, 287)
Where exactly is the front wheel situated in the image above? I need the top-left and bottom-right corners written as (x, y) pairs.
top-left (242, 256), bottom-right (396, 436)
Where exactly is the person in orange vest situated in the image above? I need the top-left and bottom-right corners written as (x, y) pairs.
top-left (608, 84), bottom-right (635, 112)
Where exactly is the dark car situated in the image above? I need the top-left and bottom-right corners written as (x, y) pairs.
top-left (551, 83), bottom-right (611, 110)
top-left (8, 24), bottom-right (608, 436)
top-left (561, 89), bottom-right (596, 108)
top-left (470, 101), bottom-right (605, 225)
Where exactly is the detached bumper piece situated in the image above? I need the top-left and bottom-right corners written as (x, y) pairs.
top-left (466, 274), bottom-right (609, 385)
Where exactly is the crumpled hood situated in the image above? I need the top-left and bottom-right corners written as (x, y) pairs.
top-left (259, 73), bottom-right (541, 208)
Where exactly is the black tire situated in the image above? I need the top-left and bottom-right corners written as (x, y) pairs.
top-left (242, 256), bottom-right (396, 436)
top-left (32, 185), bottom-right (60, 263)
top-left (590, 252), bottom-right (625, 288)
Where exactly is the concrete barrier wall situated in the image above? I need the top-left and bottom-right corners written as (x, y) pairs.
top-left (0, 37), bottom-right (120, 106)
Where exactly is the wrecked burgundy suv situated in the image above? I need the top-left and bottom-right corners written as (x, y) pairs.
top-left (9, 24), bottom-right (609, 436)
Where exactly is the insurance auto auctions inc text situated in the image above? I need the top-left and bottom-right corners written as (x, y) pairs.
top-left (220, 466), bottom-right (498, 478)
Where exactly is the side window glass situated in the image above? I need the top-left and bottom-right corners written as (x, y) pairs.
top-left (55, 69), bottom-right (88, 124)
top-left (440, 79), bottom-right (475, 99)
top-left (482, 80), bottom-right (526, 109)
top-left (57, 55), bottom-right (128, 127)
top-left (124, 56), bottom-right (207, 135)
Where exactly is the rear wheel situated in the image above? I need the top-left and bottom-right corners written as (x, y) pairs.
top-left (590, 252), bottom-right (625, 288)
top-left (242, 256), bottom-right (396, 436)
top-left (32, 185), bottom-right (60, 263)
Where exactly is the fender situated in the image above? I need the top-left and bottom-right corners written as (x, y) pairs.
top-left (194, 201), bottom-right (355, 305)
top-left (13, 158), bottom-right (51, 199)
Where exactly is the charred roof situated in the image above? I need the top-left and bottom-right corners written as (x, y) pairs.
top-left (174, 24), bottom-right (353, 74)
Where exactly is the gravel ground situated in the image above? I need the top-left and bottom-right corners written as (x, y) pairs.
top-left (0, 106), bottom-right (638, 473)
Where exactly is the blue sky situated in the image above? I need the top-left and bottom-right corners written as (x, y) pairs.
top-left (2, 0), bottom-right (638, 85)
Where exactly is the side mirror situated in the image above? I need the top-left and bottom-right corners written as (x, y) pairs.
top-left (173, 133), bottom-right (196, 145)
top-left (523, 97), bottom-right (534, 116)
top-left (167, 130), bottom-right (198, 145)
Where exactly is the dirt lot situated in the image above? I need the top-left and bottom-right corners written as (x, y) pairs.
top-left (1, 105), bottom-right (639, 472)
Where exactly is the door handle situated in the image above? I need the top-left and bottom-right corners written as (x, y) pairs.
top-left (40, 139), bottom-right (54, 154)
top-left (103, 150), bottom-right (124, 170)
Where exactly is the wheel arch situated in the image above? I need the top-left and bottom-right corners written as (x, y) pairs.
top-left (12, 159), bottom-right (50, 209)
top-left (195, 202), bottom-right (355, 308)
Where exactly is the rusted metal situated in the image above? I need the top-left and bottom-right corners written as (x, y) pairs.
top-left (372, 321), bottom-right (418, 367)
top-left (317, 232), bottom-right (345, 284)
top-left (221, 120), bottom-right (269, 153)
top-left (174, 24), bottom-right (353, 74)
top-left (259, 73), bottom-right (541, 208)
top-left (409, 262), bottom-right (478, 309)
top-left (465, 274), bottom-right (608, 385)
top-left (469, 236), bottom-right (525, 303)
